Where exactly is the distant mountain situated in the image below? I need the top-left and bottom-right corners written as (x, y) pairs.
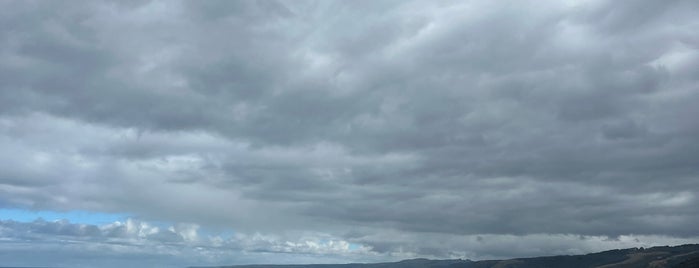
top-left (194, 244), bottom-right (699, 268)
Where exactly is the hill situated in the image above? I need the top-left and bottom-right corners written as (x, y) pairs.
top-left (193, 244), bottom-right (699, 268)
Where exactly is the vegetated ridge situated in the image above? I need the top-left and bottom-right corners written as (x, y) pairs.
top-left (193, 244), bottom-right (699, 268)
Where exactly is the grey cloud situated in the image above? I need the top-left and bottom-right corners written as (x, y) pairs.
top-left (1, 0), bottom-right (699, 264)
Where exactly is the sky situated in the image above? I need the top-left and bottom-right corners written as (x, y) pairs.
top-left (0, 0), bottom-right (698, 267)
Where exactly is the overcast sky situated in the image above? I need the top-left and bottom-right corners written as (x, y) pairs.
top-left (1, 0), bottom-right (699, 267)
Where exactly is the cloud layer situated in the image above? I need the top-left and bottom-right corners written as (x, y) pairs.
top-left (0, 218), bottom-right (376, 268)
top-left (1, 0), bottom-right (698, 266)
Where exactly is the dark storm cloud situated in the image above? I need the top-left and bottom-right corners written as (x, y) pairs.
top-left (1, 0), bottom-right (699, 263)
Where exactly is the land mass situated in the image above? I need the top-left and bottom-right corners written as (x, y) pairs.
top-left (193, 244), bottom-right (699, 268)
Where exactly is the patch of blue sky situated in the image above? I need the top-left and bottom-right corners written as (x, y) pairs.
top-left (348, 243), bottom-right (362, 250)
top-left (198, 228), bottom-right (236, 239)
top-left (316, 239), bottom-right (363, 251)
top-left (0, 208), bottom-right (128, 225)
